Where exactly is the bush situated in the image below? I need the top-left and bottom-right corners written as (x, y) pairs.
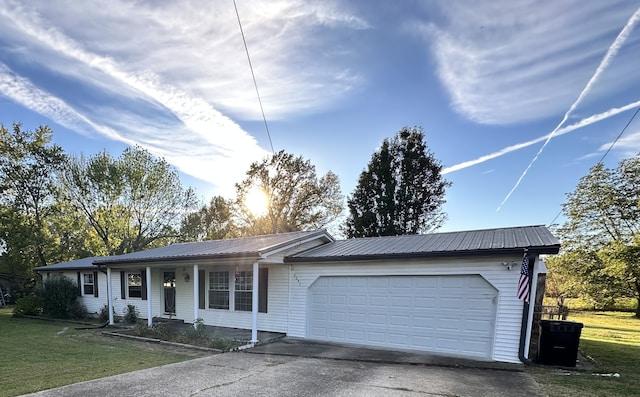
top-left (69, 301), bottom-right (88, 320)
top-left (37, 277), bottom-right (80, 319)
top-left (123, 304), bottom-right (138, 324)
top-left (97, 304), bottom-right (122, 323)
top-left (13, 295), bottom-right (43, 316)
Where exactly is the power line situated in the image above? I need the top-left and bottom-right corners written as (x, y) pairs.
top-left (548, 105), bottom-right (640, 227)
top-left (233, 0), bottom-right (275, 154)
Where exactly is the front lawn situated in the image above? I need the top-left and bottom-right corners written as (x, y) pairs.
top-left (528, 311), bottom-right (640, 397)
top-left (0, 307), bottom-right (207, 397)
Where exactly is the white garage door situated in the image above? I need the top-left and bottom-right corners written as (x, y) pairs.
top-left (308, 275), bottom-right (498, 360)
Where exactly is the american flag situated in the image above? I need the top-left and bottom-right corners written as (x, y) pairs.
top-left (517, 254), bottom-right (530, 303)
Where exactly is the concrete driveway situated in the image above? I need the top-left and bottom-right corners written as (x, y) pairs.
top-left (24, 342), bottom-right (543, 397)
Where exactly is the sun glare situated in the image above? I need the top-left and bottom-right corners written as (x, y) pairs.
top-left (245, 187), bottom-right (269, 216)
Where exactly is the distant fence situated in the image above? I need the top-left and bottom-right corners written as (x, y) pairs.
top-left (537, 305), bottom-right (569, 320)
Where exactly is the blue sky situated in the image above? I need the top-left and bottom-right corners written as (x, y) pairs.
top-left (1, 0), bottom-right (639, 235)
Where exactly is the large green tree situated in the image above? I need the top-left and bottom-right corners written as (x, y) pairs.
top-left (0, 123), bottom-right (66, 282)
top-left (234, 150), bottom-right (343, 236)
top-left (60, 146), bottom-right (197, 255)
top-left (344, 126), bottom-right (450, 238)
top-left (180, 196), bottom-right (236, 241)
top-left (553, 155), bottom-right (640, 316)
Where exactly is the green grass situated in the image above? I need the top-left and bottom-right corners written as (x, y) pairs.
top-left (0, 307), bottom-right (207, 397)
top-left (528, 311), bottom-right (640, 397)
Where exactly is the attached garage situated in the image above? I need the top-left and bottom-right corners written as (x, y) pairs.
top-left (308, 275), bottom-right (498, 359)
top-left (286, 225), bottom-right (561, 363)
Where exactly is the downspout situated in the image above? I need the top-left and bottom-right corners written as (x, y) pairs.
top-left (518, 252), bottom-right (535, 364)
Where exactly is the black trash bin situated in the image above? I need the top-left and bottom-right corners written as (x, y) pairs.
top-left (537, 320), bottom-right (584, 367)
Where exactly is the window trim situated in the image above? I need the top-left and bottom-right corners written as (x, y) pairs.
top-left (127, 272), bottom-right (143, 299)
top-left (208, 271), bottom-right (230, 310)
top-left (204, 267), bottom-right (268, 313)
top-left (234, 270), bottom-right (253, 312)
top-left (83, 273), bottom-right (94, 296)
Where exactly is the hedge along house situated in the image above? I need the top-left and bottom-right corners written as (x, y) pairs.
top-left (34, 225), bottom-right (559, 363)
top-left (34, 256), bottom-right (107, 315)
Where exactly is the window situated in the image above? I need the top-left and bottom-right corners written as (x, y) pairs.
top-left (235, 271), bottom-right (253, 311)
top-left (83, 273), bottom-right (94, 295)
top-left (208, 271), bottom-right (229, 309)
top-left (128, 273), bottom-right (142, 298)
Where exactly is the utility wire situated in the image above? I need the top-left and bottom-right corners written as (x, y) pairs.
top-left (548, 105), bottom-right (640, 227)
top-left (233, 0), bottom-right (275, 154)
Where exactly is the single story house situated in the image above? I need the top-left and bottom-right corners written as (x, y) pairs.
top-left (35, 225), bottom-right (559, 363)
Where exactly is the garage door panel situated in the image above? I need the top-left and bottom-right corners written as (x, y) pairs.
top-left (390, 315), bottom-right (410, 326)
top-left (391, 278), bottom-right (413, 288)
top-left (391, 296), bottom-right (411, 307)
top-left (414, 297), bottom-right (437, 308)
top-left (308, 275), bottom-right (497, 360)
top-left (369, 296), bottom-right (387, 306)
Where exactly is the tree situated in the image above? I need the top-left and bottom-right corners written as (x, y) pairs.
top-left (60, 146), bottom-right (197, 255)
top-left (554, 155), bottom-right (640, 316)
top-left (344, 126), bottom-right (450, 237)
top-left (0, 123), bottom-right (66, 279)
top-left (180, 196), bottom-right (236, 241)
top-left (234, 150), bottom-right (343, 235)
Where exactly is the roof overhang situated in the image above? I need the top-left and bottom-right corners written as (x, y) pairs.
top-left (284, 245), bottom-right (560, 263)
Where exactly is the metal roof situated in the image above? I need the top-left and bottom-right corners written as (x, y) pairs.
top-left (286, 225), bottom-right (560, 262)
top-left (93, 230), bottom-right (333, 265)
top-left (34, 256), bottom-right (102, 272)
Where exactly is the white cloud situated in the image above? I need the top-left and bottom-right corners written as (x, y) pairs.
top-left (599, 124), bottom-right (640, 156)
top-left (0, 62), bottom-right (266, 196)
top-left (420, 0), bottom-right (640, 125)
top-left (443, 101), bottom-right (640, 174)
top-left (0, 0), bottom-right (366, 120)
top-left (0, 0), bottom-right (369, 195)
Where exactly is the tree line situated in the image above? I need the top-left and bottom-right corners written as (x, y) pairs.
top-left (545, 155), bottom-right (640, 317)
top-left (0, 123), bottom-right (449, 294)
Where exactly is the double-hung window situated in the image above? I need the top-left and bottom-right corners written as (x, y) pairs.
top-left (128, 273), bottom-right (142, 298)
top-left (83, 273), bottom-right (94, 295)
top-left (209, 271), bottom-right (229, 309)
top-left (234, 271), bottom-right (253, 311)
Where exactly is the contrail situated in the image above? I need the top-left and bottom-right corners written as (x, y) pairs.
top-left (442, 101), bottom-right (640, 174)
top-left (497, 7), bottom-right (640, 211)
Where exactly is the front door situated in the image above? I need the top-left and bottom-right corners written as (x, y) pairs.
top-left (163, 271), bottom-right (176, 315)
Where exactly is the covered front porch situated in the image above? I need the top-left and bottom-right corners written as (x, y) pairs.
top-left (101, 260), bottom-right (269, 344)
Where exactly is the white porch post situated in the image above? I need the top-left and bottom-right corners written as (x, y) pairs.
top-left (251, 261), bottom-right (259, 343)
top-left (193, 264), bottom-right (199, 326)
top-left (107, 267), bottom-right (114, 325)
top-left (146, 266), bottom-right (152, 328)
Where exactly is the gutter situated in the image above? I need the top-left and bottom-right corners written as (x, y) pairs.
top-left (518, 253), bottom-right (535, 364)
top-left (284, 246), bottom-right (560, 263)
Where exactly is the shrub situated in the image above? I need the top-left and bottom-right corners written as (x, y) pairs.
top-left (37, 277), bottom-right (80, 319)
top-left (98, 304), bottom-right (109, 323)
top-left (123, 304), bottom-right (138, 324)
top-left (69, 301), bottom-right (89, 320)
top-left (13, 295), bottom-right (43, 316)
top-left (98, 304), bottom-right (120, 323)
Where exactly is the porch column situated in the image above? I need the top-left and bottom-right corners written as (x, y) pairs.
top-left (146, 266), bottom-right (152, 328)
top-left (193, 264), bottom-right (199, 325)
top-left (251, 261), bottom-right (259, 343)
top-left (107, 267), bottom-right (114, 325)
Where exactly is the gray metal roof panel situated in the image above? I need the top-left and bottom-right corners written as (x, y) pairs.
top-left (34, 257), bottom-right (102, 272)
top-left (286, 225), bottom-right (560, 262)
top-left (94, 230), bottom-right (331, 265)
